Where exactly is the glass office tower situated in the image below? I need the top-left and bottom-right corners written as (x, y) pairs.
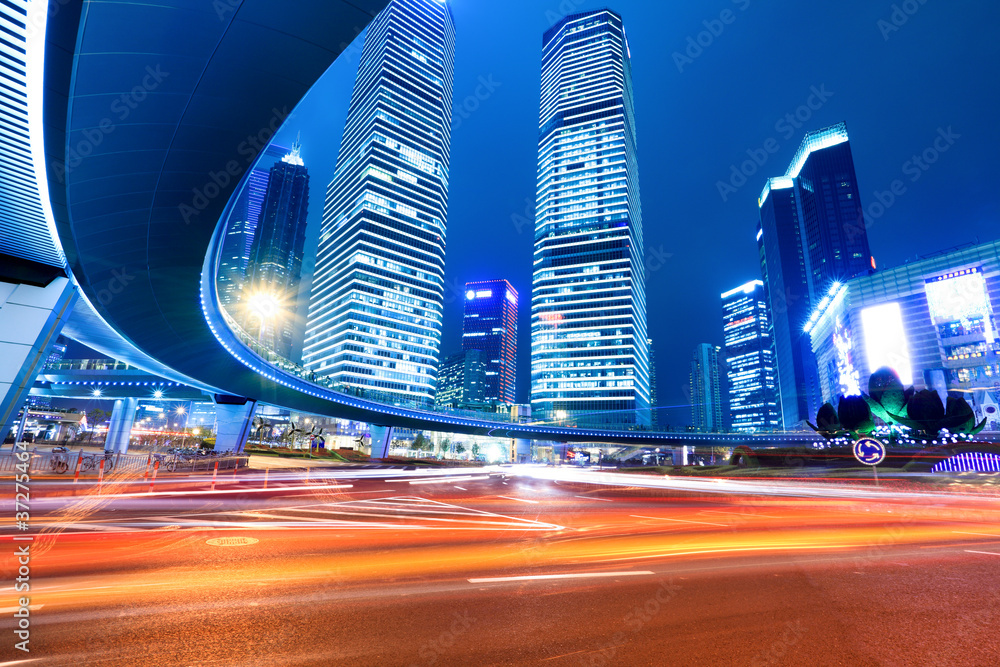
top-left (303, 0), bottom-right (455, 405)
top-left (462, 280), bottom-right (517, 404)
top-left (690, 344), bottom-right (725, 432)
top-left (244, 144), bottom-right (310, 361)
top-left (530, 9), bottom-right (651, 428)
top-left (722, 280), bottom-right (781, 432)
top-left (757, 122), bottom-right (872, 428)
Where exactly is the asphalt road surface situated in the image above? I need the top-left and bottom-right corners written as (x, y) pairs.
top-left (2, 466), bottom-right (999, 666)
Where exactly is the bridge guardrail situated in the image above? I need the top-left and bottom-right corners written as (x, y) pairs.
top-left (0, 451), bottom-right (248, 475)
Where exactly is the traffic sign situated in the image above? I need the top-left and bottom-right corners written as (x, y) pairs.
top-left (853, 438), bottom-right (886, 466)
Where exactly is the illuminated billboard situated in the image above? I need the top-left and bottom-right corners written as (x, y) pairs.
top-left (861, 302), bottom-right (913, 386)
top-left (925, 268), bottom-right (996, 344)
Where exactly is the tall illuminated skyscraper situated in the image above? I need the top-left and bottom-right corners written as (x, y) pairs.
top-left (462, 280), bottom-right (518, 404)
top-left (758, 122), bottom-right (873, 427)
top-left (303, 0), bottom-right (455, 404)
top-left (245, 143), bottom-right (310, 361)
top-left (722, 280), bottom-right (781, 432)
top-left (530, 9), bottom-right (650, 428)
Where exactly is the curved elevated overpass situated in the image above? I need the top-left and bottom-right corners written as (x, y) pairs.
top-left (0, 0), bottom-right (824, 448)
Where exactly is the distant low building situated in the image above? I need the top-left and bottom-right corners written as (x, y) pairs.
top-left (807, 239), bottom-right (1000, 431)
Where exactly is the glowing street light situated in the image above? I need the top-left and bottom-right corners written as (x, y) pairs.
top-left (153, 389), bottom-right (164, 399)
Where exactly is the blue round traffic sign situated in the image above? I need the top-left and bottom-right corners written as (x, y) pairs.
top-left (853, 438), bottom-right (886, 466)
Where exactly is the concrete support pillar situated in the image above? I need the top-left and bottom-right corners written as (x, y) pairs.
top-left (370, 425), bottom-right (394, 460)
top-left (105, 397), bottom-right (138, 453)
top-left (0, 276), bottom-right (77, 446)
top-left (671, 446), bottom-right (691, 466)
top-left (513, 438), bottom-right (531, 463)
top-left (212, 395), bottom-right (257, 453)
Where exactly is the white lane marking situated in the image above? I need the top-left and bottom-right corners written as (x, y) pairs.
top-left (469, 571), bottom-right (654, 584)
top-left (953, 531), bottom-right (1000, 538)
top-left (575, 496), bottom-right (613, 502)
top-left (454, 486), bottom-right (467, 491)
top-left (965, 550), bottom-right (1000, 556)
top-left (498, 495), bottom-right (540, 504)
top-left (630, 515), bottom-right (727, 527)
top-left (0, 659), bottom-right (44, 666)
top-left (701, 509), bottom-right (781, 519)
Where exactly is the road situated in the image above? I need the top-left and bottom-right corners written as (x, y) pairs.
top-left (2, 466), bottom-right (999, 665)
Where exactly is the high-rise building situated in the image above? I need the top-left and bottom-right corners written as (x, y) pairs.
top-left (757, 122), bottom-right (873, 428)
top-left (217, 145), bottom-right (287, 311)
top-left (303, 0), bottom-right (455, 405)
top-left (244, 143), bottom-right (310, 361)
top-left (648, 338), bottom-right (659, 430)
top-left (435, 349), bottom-right (486, 410)
top-left (722, 280), bottom-right (781, 432)
top-left (806, 239), bottom-right (1000, 432)
top-left (690, 344), bottom-right (725, 432)
top-left (462, 280), bottom-right (517, 404)
top-left (530, 10), bottom-right (650, 428)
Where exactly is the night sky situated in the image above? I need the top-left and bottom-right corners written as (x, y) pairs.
top-left (274, 0), bottom-right (1000, 427)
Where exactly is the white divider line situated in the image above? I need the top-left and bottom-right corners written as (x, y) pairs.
top-left (630, 515), bottom-right (727, 527)
top-left (953, 531), bottom-right (1000, 538)
top-left (575, 496), bottom-right (613, 502)
top-left (965, 550), bottom-right (1000, 556)
top-left (469, 571), bottom-right (654, 584)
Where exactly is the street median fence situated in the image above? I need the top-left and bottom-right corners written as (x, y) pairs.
top-left (0, 451), bottom-right (249, 477)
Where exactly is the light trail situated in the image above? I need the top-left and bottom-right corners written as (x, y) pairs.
top-left (468, 571), bottom-right (655, 584)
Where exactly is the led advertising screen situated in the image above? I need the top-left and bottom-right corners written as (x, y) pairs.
top-left (925, 268), bottom-right (996, 343)
top-left (861, 302), bottom-right (913, 385)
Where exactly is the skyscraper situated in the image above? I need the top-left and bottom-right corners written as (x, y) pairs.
top-left (757, 122), bottom-right (873, 428)
top-left (530, 10), bottom-right (650, 428)
top-left (648, 337), bottom-right (659, 430)
top-left (303, 0), bottom-right (455, 405)
top-left (722, 280), bottom-right (781, 432)
top-left (462, 280), bottom-right (517, 404)
top-left (217, 144), bottom-right (286, 312)
top-left (244, 143), bottom-right (310, 361)
top-left (435, 349), bottom-right (486, 410)
top-left (690, 344), bottom-right (725, 432)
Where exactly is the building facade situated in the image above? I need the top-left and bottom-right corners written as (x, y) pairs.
top-left (722, 280), bottom-right (781, 432)
top-left (217, 144), bottom-right (287, 312)
top-left (530, 9), bottom-right (651, 428)
top-left (757, 122), bottom-right (873, 428)
top-left (690, 344), bottom-right (725, 432)
top-left (303, 0), bottom-right (455, 405)
top-left (807, 239), bottom-right (1000, 432)
top-left (435, 349), bottom-right (486, 410)
top-left (462, 280), bottom-right (517, 404)
top-left (244, 143), bottom-right (310, 361)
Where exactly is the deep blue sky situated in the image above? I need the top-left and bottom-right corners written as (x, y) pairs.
top-left (274, 0), bottom-right (1000, 427)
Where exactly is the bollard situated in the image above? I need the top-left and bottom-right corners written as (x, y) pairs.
top-left (148, 460), bottom-right (159, 493)
top-left (233, 459), bottom-right (238, 479)
top-left (98, 458), bottom-right (105, 495)
top-left (210, 461), bottom-right (219, 491)
top-left (143, 454), bottom-right (152, 481)
top-left (73, 450), bottom-right (83, 484)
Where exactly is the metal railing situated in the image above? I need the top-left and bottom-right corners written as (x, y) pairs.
top-left (0, 450), bottom-right (248, 475)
